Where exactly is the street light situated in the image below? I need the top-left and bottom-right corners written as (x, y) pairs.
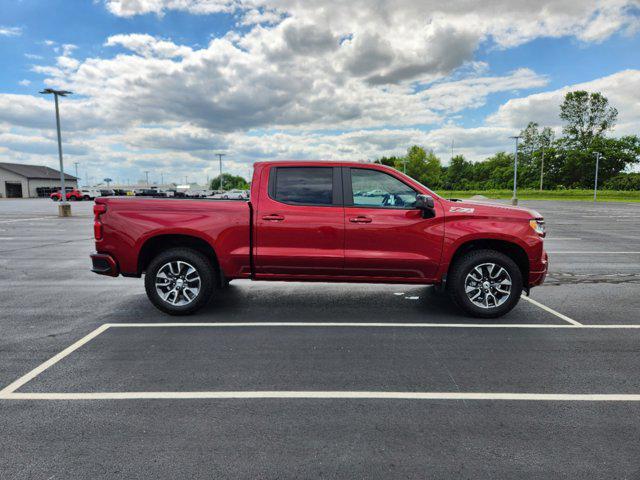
top-left (145, 170), bottom-right (150, 186)
top-left (509, 135), bottom-right (520, 205)
top-left (539, 148), bottom-right (545, 191)
top-left (594, 152), bottom-right (603, 203)
top-left (215, 153), bottom-right (226, 191)
top-left (74, 161), bottom-right (79, 186)
top-left (40, 88), bottom-right (72, 216)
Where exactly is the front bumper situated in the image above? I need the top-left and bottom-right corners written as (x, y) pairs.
top-left (90, 253), bottom-right (119, 277)
top-left (528, 250), bottom-right (548, 287)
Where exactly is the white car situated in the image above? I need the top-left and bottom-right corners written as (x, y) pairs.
top-left (220, 189), bottom-right (249, 199)
top-left (79, 189), bottom-right (102, 200)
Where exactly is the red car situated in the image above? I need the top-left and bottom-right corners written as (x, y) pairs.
top-left (50, 188), bottom-right (83, 201)
top-left (90, 161), bottom-right (547, 318)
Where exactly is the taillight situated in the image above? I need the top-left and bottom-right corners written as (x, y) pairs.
top-left (93, 204), bottom-right (107, 240)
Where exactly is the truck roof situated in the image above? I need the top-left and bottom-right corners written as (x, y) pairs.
top-left (253, 160), bottom-right (388, 168)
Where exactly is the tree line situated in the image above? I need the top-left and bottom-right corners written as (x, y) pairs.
top-left (376, 91), bottom-right (640, 191)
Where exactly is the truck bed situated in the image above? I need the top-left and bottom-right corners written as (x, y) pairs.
top-left (95, 196), bottom-right (252, 279)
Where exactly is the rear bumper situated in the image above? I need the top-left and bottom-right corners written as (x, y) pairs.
top-left (528, 250), bottom-right (548, 287)
top-left (90, 253), bottom-right (119, 277)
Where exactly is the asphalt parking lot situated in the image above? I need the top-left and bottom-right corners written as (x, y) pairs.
top-left (1, 198), bottom-right (640, 479)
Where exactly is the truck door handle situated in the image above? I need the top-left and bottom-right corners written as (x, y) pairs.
top-left (262, 214), bottom-right (285, 222)
top-left (349, 216), bottom-right (372, 224)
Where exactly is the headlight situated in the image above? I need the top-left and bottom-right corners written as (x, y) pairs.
top-left (529, 219), bottom-right (545, 237)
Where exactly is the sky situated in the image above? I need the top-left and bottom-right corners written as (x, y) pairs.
top-left (0, 0), bottom-right (639, 186)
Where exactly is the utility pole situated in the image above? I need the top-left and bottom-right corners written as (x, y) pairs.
top-left (451, 139), bottom-right (454, 161)
top-left (40, 88), bottom-right (72, 216)
top-left (185, 176), bottom-right (188, 185)
top-left (539, 149), bottom-right (545, 191)
top-left (215, 153), bottom-right (226, 191)
top-left (510, 135), bottom-right (520, 206)
top-left (594, 152), bottom-right (602, 203)
top-left (160, 172), bottom-right (164, 185)
top-left (145, 171), bottom-right (150, 186)
top-left (401, 158), bottom-right (407, 174)
top-left (74, 162), bottom-right (79, 186)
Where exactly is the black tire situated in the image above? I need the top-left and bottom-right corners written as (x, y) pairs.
top-left (84, 195), bottom-right (91, 200)
top-left (52, 196), bottom-right (59, 202)
top-left (447, 249), bottom-right (523, 318)
top-left (68, 196), bottom-right (76, 201)
top-left (144, 247), bottom-right (215, 315)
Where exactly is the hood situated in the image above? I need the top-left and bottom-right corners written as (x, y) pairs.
top-left (441, 198), bottom-right (542, 219)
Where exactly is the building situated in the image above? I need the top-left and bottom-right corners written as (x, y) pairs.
top-left (0, 162), bottom-right (78, 198)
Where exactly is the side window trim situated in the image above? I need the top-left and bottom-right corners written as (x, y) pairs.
top-left (267, 166), bottom-right (343, 207)
top-left (344, 167), bottom-right (419, 210)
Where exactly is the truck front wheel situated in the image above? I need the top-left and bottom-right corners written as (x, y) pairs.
top-left (144, 247), bottom-right (215, 315)
top-left (448, 249), bottom-right (523, 318)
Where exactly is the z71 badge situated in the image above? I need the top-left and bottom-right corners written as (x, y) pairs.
top-left (449, 206), bottom-right (475, 214)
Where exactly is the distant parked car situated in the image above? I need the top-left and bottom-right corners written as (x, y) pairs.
top-left (218, 189), bottom-right (249, 200)
top-left (135, 189), bottom-right (159, 197)
top-left (50, 188), bottom-right (83, 201)
top-left (363, 189), bottom-right (387, 197)
top-left (79, 188), bottom-right (101, 200)
top-left (99, 189), bottom-right (115, 197)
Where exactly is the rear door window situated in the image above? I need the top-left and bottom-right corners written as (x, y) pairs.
top-left (272, 167), bottom-right (334, 206)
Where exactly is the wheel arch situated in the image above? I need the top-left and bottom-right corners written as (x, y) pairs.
top-left (446, 238), bottom-right (529, 287)
top-left (137, 234), bottom-right (224, 287)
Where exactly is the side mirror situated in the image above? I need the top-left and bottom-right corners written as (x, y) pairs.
top-left (415, 194), bottom-right (436, 218)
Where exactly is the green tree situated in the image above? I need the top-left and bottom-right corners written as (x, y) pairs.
top-left (443, 155), bottom-right (473, 190)
top-left (210, 173), bottom-right (249, 191)
top-left (404, 145), bottom-right (442, 188)
top-left (559, 91), bottom-right (618, 148)
top-left (603, 172), bottom-right (640, 191)
top-left (374, 156), bottom-right (401, 168)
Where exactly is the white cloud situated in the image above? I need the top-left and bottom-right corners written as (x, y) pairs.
top-left (105, 34), bottom-right (193, 58)
top-left (105, 0), bottom-right (235, 17)
top-left (420, 68), bottom-right (549, 113)
top-left (0, 26), bottom-right (22, 37)
top-left (488, 69), bottom-right (640, 136)
top-left (18, 79), bottom-right (31, 86)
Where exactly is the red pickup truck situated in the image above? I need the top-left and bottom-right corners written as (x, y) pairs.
top-left (90, 161), bottom-right (547, 318)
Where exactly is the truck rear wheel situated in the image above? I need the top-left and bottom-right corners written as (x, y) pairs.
top-left (447, 249), bottom-right (522, 318)
top-left (144, 247), bottom-right (215, 315)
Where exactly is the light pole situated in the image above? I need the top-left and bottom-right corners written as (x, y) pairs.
top-left (74, 162), bottom-right (79, 186)
top-left (215, 153), bottom-right (226, 191)
top-left (594, 152), bottom-right (602, 203)
top-left (510, 135), bottom-right (520, 205)
top-left (539, 148), bottom-right (545, 191)
top-left (40, 88), bottom-right (72, 216)
top-left (145, 171), bottom-right (150, 186)
top-left (160, 172), bottom-right (164, 185)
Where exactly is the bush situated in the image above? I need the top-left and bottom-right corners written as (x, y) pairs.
top-left (603, 173), bottom-right (640, 191)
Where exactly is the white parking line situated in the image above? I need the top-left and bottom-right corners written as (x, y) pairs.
top-left (547, 251), bottom-right (640, 254)
top-left (0, 324), bottom-right (110, 395)
top-left (545, 238), bottom-right (581, 241)
top-left (3, 391), bottom-right (640, 401)
top-left (521, 296), bottom-right (582, 326)
top-left (0, 216), bottom-right (53, 224)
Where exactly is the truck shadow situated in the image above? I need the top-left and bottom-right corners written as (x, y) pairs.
top-left (102, 281), bottom-right (546, 325)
